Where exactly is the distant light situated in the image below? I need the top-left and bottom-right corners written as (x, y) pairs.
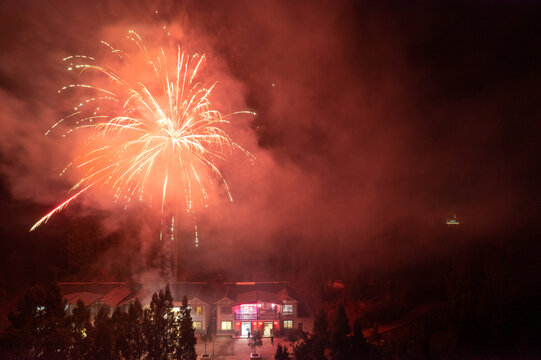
top-left (446, 214), bottom-right (460, 225)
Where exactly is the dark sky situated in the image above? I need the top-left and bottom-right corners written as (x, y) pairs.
top-left (0, 0), bottom-right (540, 286)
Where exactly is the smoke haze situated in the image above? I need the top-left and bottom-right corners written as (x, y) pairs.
top-left (0, 0), bottom-right (539, 284)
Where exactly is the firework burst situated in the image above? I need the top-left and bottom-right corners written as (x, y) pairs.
top-left (31, 30), bottom-right (253, 231)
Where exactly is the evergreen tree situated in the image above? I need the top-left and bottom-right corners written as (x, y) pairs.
top-left (330, 304), bottom-right (351, 360)
top-left (89, 305), bottom-right (119, 360)
top-left (144, 285), bottom-right (175, 360)
top-left (123, 299), bottom-right (146, 360)
top-left (68, 300), bottom-right (94, 359)
top-left (312, 309), bottom-right (329, 336)
top-left (176, 295), bottom-right (197, 360)
top-left (350, 318), bottom-right (372, 360)
top-left (111, 307), bottom-right (129, 359)
top-left (275, 343), bottom-right (290, 360)
top-left (311, 309), bottom-right (329, 360)
top-left (0, 284), bottom-right (71, 359)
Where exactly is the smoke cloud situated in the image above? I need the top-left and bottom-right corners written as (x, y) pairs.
top-left (0, 0), bottom-right (539, 282)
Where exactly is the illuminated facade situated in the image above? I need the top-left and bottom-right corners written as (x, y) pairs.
top-left (215, 286), bottom-right (300, 337)
top-left (60, 281), bottom-right (308, 337)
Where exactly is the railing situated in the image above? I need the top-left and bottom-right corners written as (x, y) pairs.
top-left (235, 311), bottom-right (281, 321)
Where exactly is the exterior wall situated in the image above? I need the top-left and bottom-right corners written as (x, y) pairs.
top-left (188, 298), bottom-right (209, 334)
top-left (215, 299), bottom-right (235, 336)
top-left (280, 301), bottom-right (298, 332)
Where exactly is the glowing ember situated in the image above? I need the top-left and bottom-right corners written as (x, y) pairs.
top-left (31, 30), bottom-right (253, 231)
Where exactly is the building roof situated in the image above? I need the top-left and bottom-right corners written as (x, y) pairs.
top-left (100, 286), bottom-right (133, 307)
top-left (65, 291), bottom-right (103, 306)
top-left (60, 281), bottom-right (301, 308)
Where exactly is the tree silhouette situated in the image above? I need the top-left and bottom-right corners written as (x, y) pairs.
top-left (144, 285), bottom-right (175, 360)
top-left (176, 295), bottom-right (197, 360)
top-left (275, 343), bottom-right (290, 360)
top-left (0, 284), bottom-right (71, 359)
top-left (331, 304), bottom-right (350, 360)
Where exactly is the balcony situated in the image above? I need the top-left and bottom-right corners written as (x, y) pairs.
top-left (234, 310), bottom-right (280, 321)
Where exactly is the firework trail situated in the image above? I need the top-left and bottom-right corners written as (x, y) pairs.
top-left (31, 30), bottom-right (253, 232)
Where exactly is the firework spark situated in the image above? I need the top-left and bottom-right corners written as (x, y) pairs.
top-left (31, 31), bottom-right (253, 231)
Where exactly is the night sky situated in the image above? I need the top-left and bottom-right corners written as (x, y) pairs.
top-left (0, 1), bottom-right (540, 290)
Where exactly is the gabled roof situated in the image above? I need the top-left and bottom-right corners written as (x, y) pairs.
top-left (169, 283), bottom-right (208, 304)
top-left (100, 286), bottom-right (132, 307)
top-left (65, 292), bottom-right (103, 306)
top-left (59, 281), bottom-right (302, 308)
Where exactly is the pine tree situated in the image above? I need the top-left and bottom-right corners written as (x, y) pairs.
top-left (90, 305), bottom-right (119, 360)
top-left (144, 285), bottom-right (175, 360)
top-left (311, 309), bottom-right (329, 360)
top-left (111, 307), bottom-right (129, 359)
top-left (275, 343), bottom-right (290, 360)
top-left (350, 318), bottom-right (372, 360)
top-left (0, 284), bottom-right (71, 359)
top-left (68, 300), bottom-right (94, 359)
top-left (331, 304), bottom-right (351, 360)
top-left (176, 295), bottom-right (197, 360)
top-left (124, 299), bottom-right (146, 360)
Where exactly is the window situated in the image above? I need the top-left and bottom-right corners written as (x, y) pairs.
top-left (193, 321), bottom-right (202, 330)
top-left (193, 306), bottom-right (203, 315)
top-left (283, 305), bottom-right (294, 313)
top-left (221, 321), bottom-right (232, 330)
top-left (172, 307), bottom-right (181, 312)
top-left (221, 305), bottom-right (232, 314)
top-left (283, 320), bottom-right (293, 329)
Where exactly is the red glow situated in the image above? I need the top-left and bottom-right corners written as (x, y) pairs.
top-left (258, 322), bottom-right (262, 325)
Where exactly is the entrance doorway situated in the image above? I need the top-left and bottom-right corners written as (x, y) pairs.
top-left (241, 322), bottom-right (251, 337)
top-left (263, 322), bottom-right (273, 337)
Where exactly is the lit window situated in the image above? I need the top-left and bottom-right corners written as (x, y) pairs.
top-left (221, 321), bottom-right (232, 330)
top-left (193, 321), bottom-right (202, 330)
top-left (283, 305), bottom-right (293, 313)
top-left (194, 306), bottom-right (203, 315)
top-left (283, 320), bottom-right (293, 329)
top-left (172, 307), bottom-right (181, 312)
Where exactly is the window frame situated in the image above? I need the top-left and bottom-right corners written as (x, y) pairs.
top-left (283, 304), bottom-right (294, 314)
top-left (283, 320), bottom-right (293, 329)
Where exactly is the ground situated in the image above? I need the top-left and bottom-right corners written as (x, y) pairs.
top-left (196, 336), bottom-right (293, 360)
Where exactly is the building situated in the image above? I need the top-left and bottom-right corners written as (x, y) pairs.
top-left (58, 281), bottom-right (312, 337)
top-left (215, 283), bottom-right (303, 337)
